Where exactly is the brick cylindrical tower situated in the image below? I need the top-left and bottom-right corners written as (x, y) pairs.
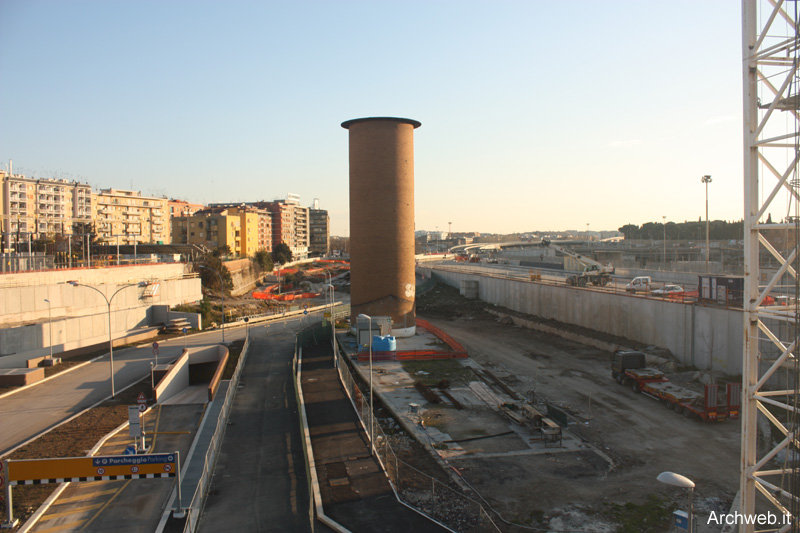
top-left (342, 116), bottom-right (421, 337)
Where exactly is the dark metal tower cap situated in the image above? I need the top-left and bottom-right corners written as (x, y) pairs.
top-left (341, 117), bottom-right (421, 129)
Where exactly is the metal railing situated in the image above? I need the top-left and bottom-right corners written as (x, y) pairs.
top-left (182, 336), bottom-right (251, 532)
top-left (332, 338), bottom-right (501, 533)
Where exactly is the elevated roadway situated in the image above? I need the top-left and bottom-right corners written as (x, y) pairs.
top-left (196, 317), bottom-right (313, 533)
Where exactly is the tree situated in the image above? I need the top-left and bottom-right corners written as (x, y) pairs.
top-left (618, 224), bottom-right (639, 240)
top-left (272, 242), bottom-right (292, 265)
top-left (253, 249), bottom-right (273, 272)
top-left (212, 245), bottom-right (232, 258)
top-left (195, 252), bottom-right (233, 294)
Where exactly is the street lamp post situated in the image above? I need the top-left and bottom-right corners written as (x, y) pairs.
top-left (358, 313), bottom-right (375, 456)
top-left (327, 275), bottom-right (337, 368)
top-left (662, 216), bottom-right (667, 269)
top-left (325, 271), bottom-right (339, 368)
top-left (657, 471), bottom-right (695, 531)
top-left (198, 265), bottom-right (225, 343)
top-left (44, 298), bottom-right (53, 360)
top-left (701, 175), bottom-right (712, 272)
top-left (68, 281), bottom-right (140, 398)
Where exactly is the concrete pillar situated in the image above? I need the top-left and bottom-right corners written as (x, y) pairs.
top-left (342, 116), bottom-right (421, 337)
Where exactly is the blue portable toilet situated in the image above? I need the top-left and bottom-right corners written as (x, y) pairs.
top-left (673, 510), bottom-right (688, 531)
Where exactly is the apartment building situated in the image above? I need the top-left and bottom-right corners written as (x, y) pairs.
top-left (168, 199), bottom-right (205, 218)
top-left (171, 206), bottom-right (264, 257)
top-left (208, 195), bottom-right (309, 258)
top-left (93, 189), bottom-right (170, 245)
top-left (264, 194), bottom-right (309, 259)
top-left (309, 200), bottom-right (329, 256)
top-left (1, 170), bottom-right (92, 252)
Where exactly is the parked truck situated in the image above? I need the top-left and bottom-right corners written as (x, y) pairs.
top-left (624, 276), bottom-right (664, 293)
top-left (610, 350), bottom-right (740, 422)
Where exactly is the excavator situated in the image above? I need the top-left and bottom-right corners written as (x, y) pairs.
top-left (540, 239), bottom-right (614, 287)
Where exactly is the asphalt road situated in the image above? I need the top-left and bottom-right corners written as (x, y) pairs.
top-left (28, 403), bottom-right (204, 533)
top-left (431, 260), bottom-right (695, 294)
top-left (197, 316), bottom-right (313, 533)
top-left (0, 326), bottom-right (245, 457)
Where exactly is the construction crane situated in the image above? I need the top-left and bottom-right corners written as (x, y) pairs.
top-left (540, 239), bottom-right (614, 287)
top-left (742, 1), bottom-right (800, 530)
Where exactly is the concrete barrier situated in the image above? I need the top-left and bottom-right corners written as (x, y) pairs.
top-left (207, 349), bottom-right (229, 401)
top-left (0, 368), bottom-right (45, 387)
top-left (25, 357), bottom-right (47, 369)
top-left (154, 345), bottom-right (227, 404)
top-left (421, 266), bottom-right (743, 375)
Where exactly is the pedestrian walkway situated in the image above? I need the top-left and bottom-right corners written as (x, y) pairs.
top-left (300, 343), bottom-right (449, 532)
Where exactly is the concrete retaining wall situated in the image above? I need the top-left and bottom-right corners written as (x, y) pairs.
top-left (224, 258), bottom-right (259, 297)
top-left (0, 263), bottom-right (196, 326)
top-left (154, 345), bottom-right (226, 404)
top-left (0, 272), bottom-right (202, 368)
top-left (419, 266), bottom-right (743, 376)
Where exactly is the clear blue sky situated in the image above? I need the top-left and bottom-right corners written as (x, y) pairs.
top-left (0, 1), bottom-right (743, 236)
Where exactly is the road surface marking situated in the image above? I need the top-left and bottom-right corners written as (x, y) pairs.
top-left (55, 488), bottom-right (119, 503)
top-left (285, 433), bottom-right (297, 515)
top-left (78, 479), bottom-right (132, 531)
top-left (30, 519), bottom-right (87, 532)
top-left (38, 503), bottom-right (104, 520)
top-left (147, 404), bottom-right (163, 449)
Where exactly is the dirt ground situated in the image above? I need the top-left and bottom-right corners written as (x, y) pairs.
top-left (413, 283), bottom-right (741, 532)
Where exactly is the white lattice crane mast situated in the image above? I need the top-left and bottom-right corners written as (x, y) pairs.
top-left (742, 1), bottom-right (800, 530)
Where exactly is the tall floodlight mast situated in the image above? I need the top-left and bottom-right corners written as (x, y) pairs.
top-left (742, 1), bottom-right (800, 530)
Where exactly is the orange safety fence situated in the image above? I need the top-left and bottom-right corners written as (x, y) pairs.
top-left (416, 318), bottom-right (468, 354)
top-left (252, 290), bottom-right (320, 301)
top-left (355, 318), bottom-right (468, 361)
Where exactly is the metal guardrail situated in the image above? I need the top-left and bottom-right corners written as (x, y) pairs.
top-left (181, 336), bottom-right (251, 533)
top-left (332, 336), bottom-right (501, 533)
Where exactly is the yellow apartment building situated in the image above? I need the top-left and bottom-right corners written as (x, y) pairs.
top-left (171, 206), bottom-right (261, 257)
top-left (93, 189), bottom-right (170, 245)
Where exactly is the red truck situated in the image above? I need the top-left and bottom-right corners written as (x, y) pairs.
top-left (611, 350), bottom-right (740, 422)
